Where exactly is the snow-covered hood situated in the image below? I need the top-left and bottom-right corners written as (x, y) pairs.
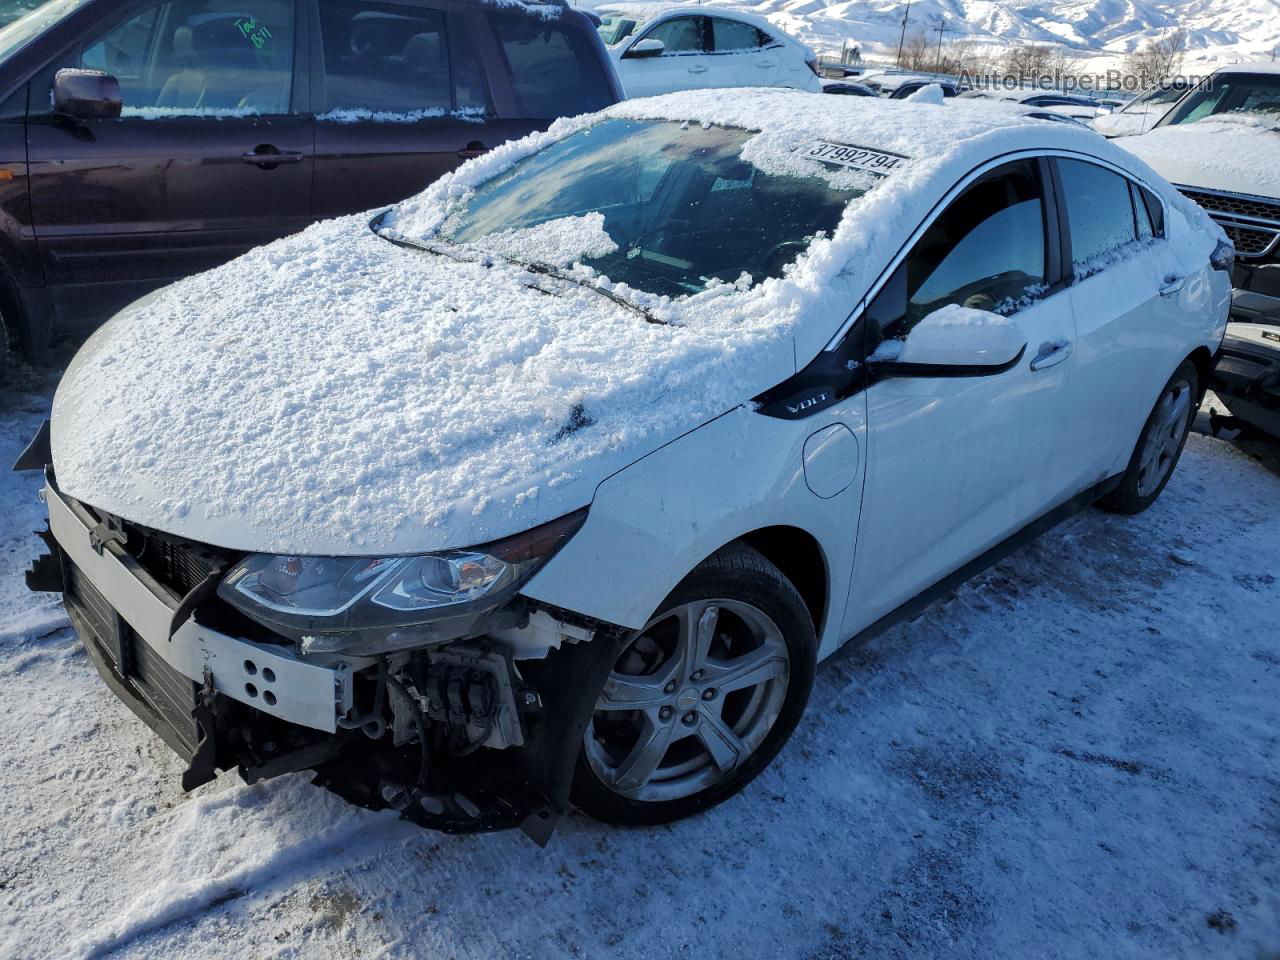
top-left (1123, 116), bottom-right (1280, 200)
top-left (51, 215), bottom-right (798, 556)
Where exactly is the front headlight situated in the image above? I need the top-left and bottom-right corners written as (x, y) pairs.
top-left (217, 509), bottom-right (586, 656)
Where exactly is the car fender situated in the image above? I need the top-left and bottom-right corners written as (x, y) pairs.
top-left (520, 400), bottom-right (866, 658)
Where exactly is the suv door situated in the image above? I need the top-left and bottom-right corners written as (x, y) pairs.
top-left (619, 15), bottom-right (710, 98)
top-left (26, 0), bottom-right (311, 332)
top-left (708, 17), bottom-right (778, 88)
top-left (842, 158), bottom-right (1079, 635)
top-left (312, 0), bottom-right (489, 217)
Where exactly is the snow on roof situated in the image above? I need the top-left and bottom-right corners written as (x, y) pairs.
top-left (52, 89), bottom-right (1211, 556)
top-left (1214, 61), bottom-right (1280, 76)
top-left (594, 2), bottom-right (779, 31)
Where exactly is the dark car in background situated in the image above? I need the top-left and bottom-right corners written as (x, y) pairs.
top-left (0, 0), bottom-right (621, 371)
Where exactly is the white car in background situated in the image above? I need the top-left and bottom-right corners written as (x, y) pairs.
top-left (1092, 80), bottom-right (1190, 138)
top-left (23, 90), bottom-right (1229, 841)
top-left (594, 4), bottom-right (820, 98)
top-left (1122, 63), bottom-right (1280, 324)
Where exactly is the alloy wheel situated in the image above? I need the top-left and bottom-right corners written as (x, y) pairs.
top-left (1136, 377), bottom-right (1193, 497)
top-left (584, 599), bottom-right (791, 803)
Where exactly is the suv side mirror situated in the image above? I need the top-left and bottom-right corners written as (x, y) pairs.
top-left (53, 68), bottom-right (122, 121)
top-left (869, 304), bottom-right (1027, 377)
top-left (625, 38), bottom-right (666, 59)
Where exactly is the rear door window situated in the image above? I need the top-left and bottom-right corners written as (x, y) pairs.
top-left (1057, 158), bottom-right (1139, 275)
top-left (79, 0), bottom-right (295, 116)
top-left (489, 9), bottom-right (612, 118)
top-left (710, 18), bottom-right (770, 52)
top-left (317, 1), bottom-right (490, 118)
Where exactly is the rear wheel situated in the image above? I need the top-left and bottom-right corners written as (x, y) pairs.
top-left (1101, 360), bottom-right (1198, 515)
top-left (572, 544), bottom-right (816, 826)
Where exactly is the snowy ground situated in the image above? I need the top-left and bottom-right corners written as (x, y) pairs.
top-left (1, 366), bottom-right (1277, 960)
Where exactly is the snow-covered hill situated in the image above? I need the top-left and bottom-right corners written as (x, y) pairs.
top-left (601, 0), bottom-right (1280, 72)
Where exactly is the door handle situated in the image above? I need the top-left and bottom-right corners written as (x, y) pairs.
top-left (241, 144), bottom-right (304, 168)
top-left (1030, 339), bottom-right (1072, 371)
top-left (456, 140), bottom-right (487, 160)
top-left (688, 64), bottom-right (709, 73)
top-left (756, 59), bottom-right (778, 68)
top-left (1159, 275), bottom-right (1186, 297)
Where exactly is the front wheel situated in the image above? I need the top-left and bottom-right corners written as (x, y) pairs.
top-left (1101, 359), bottom-right (1199, 515)
top-left (572, 544), bottom-right (816, 826)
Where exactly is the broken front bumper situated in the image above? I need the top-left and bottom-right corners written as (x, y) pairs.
top-left (29, 468), bottom-right (625, 842)
top-left (46, 474), bottom-right (355, 736)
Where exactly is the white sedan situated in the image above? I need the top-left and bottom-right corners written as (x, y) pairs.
top-left (595, 4), bottom-right (821, 98)
top-left (26, 90), bottom-right (1230, 840)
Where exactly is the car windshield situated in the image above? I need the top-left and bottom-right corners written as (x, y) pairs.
top-left (435, 118), bottom-right (869, 299)
top-left (0, 0), bottom-right (88, 60)
top-left (1121, 83), bottom-right (1186, 114)
top-left (597, 12), bottom-right (644, 45)
top-left (1162, 73), bottom-right (1280, 127)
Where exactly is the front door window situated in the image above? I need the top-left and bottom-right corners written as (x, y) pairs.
top-left (80, 0), bottom-right (295, 116)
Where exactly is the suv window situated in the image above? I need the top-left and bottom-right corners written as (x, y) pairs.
top-left (1057, 158), bottom-right (1138, 273)
top-left (318, 1), bottom-right (489, 118)
top-left (870, 159), bottom-right (1048, 342)
top-left (710, 18), bottom-right (770, 52)
top-left (642, 16), bottom-right (703, 54)
top-left (79, 0), bottom-right (294, 115)
top-left (489, 9), bottom-right (613, 118)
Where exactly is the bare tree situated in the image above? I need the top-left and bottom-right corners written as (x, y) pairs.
top-left (900, 29), bottom-right (931, 71)
top-left (1125, 28), bottom-right (1188, 84)
top-left (1002, 43), bottom-right (1058, 80)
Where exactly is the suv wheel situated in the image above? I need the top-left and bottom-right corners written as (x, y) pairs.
top-left (572, 543), bottom-right (816, 825)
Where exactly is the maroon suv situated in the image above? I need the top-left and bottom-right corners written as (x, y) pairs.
top-left (0, 0), bottom-right (621, 369)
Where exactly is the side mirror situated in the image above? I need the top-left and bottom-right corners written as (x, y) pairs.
top-left (53, 68), bottom-right (122, 121)
top-left (869, 304), bottom-right (1027, 377)
top-left (625, 38), bottom-right (666, 59)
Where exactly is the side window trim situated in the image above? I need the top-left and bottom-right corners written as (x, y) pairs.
top-left (823, 149), bottom-right (1072, 354)
top-left (290, 0), bottom-right (311, 114)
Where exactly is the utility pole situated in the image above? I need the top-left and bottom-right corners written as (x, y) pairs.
top-left (934, 18), bottom-right (945, 73)
top-left (896, 0), bottom-right (911, 68)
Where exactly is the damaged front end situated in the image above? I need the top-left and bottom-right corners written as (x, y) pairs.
top-left (18, 433), bottom-right (621, 845)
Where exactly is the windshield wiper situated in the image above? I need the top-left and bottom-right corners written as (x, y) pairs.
top-left (505, 256), bottom-right (666, 325)
top-left (369, 212), bottom-right (667, 326)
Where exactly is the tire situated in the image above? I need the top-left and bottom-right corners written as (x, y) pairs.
top-left (1100, 359), bottom-right (1199, 515)
top-left (572, 543), bottom-right (817, 826)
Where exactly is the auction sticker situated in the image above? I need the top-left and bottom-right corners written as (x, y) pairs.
top-left (803, 141), bottom-right (908, 176)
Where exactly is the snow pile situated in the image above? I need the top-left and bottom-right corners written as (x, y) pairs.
top-left (904, 83), bottom-right (946, 105)
top-left (472, 213), bottom-right (619, 267)
top-left (52, 89), bottom-right (1217, 556)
